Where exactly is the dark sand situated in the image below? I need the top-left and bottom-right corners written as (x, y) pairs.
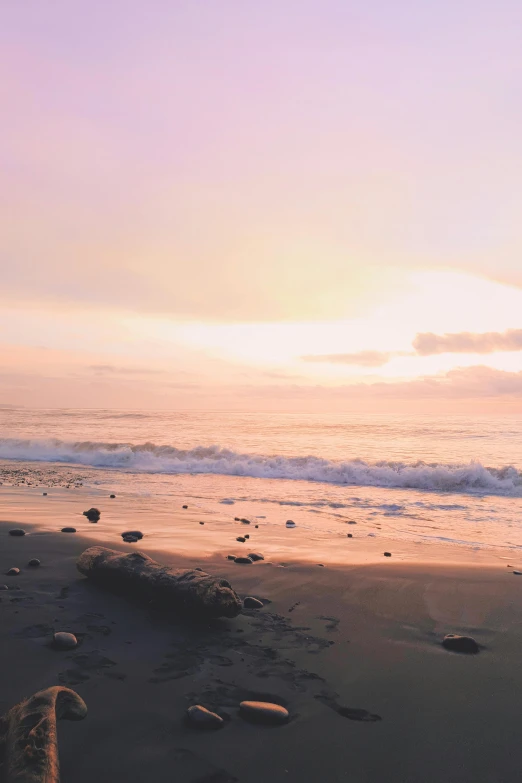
top-left (2, 494), bottom-right (522, 782)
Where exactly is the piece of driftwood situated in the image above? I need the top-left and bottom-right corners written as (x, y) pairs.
top-left (0, 686), bottom-right (87, 783)
top-left (77, 547), bottom-right (242, 619)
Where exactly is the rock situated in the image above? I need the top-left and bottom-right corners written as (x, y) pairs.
top-left (236, 536), bottom-right (246, 543)
top-left (248, 553), bottom-right (264, 562)
top-left (53, 632), bottom-right (78, 650)
top-left (286, 520), bottom-right (296, 528)
top-left (0, 584), bottom-right (9, 590)
top-left (122, 535), bottom-right (139, 543)
top-left (244, 534), bottom-right (250, 539)
top-left (348, 520), bottom-right (357, 524)
top-left (28, 558), bottom-right (41, 567)
top-left (187, 705), bottom-right (224, 730)
top-left (255, 525), bottom-right (259, 528)
top-left (384, 552), bottom-right (392, 557)
top-left (234, 557), bottom-right (253, 565)
top-left (347, 534), bottom-right (353, 538)
top-left (227, 555), bottom-right (237, 560)
top-left (234, 517), bottom-right (240, 521)
top-left (182, 505), bottom-right (188, 509)
top-left (121, 530), bottom-right (144, 540)
top-left (244, 596), bottom-right (263, 609)
top-left (6, 568), bottom-right (20, 576)
top-left (239, 701), bottom-right (289, 724)
top-left (43, 492), bottom-right (48, 496)
top-left (442, 634), bottom-right (479, 654)
top-left (61, 527), bottom-right (76, 533)
top-left (83, 508), bottom-right (100, 522)
top-left (513, 571), bottom-right (522, 576)
top-left (240, 518), bottom-right (251, 524)
top-left (199, 521), bottom-right (205, 525)
top-left (317, 563), bottom-right (325, 567)
top-left (9, 529), bottom-right (26, 537)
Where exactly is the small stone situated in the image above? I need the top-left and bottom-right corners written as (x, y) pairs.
top-left (239, 701), bottom-right (289, 724)
top-left (240, 518), bottom-right (251, 524)
top-left (234, 557), bottom-right (253, 565)
top-left (234, 517), bottom-right (240, 521)
top-left (317, 564), bottom-right (325, 567)
top-left (9, 529), bottom-right (26, 537)
top-left (236, 536), bottom-right (246, 543)
top-left (286, 520), bottom-right (296, 528)
top-left (123, 535), bottom-right (139, 543)
top-left (195, 567), bottom-right (203, 571)
top-left (255, 525), bottom-right (259, 528)
top-left (182, 505), bottom-right (188, 509)
top-left (7, 568), bottom-right (20, 576)
top-left (0, 584), bottom-right (8, 590)
top-left (28, 558), bottom-right (41, 567)
top-left (110, 494), bottom-right (116, 498)
top-left (384, 552), bottom-right (392, 557)
top-left (227, 555), bottom-right (237, 560)
top-left (347, 534), bottom-right (353, 538)
top-left (244, 534), bottom-right (250, 539)
top-left (199, 521), bottom-right (204, 525)
top-left (513, 571), bottom-right (522, 575)
top-left (347, 520), bottom-right (357, 524)
top-left (442, 634), bottom-right (479, 654)
top-left (187, 705), bottom-right (224, 730)
top-left (121, 530), bottom-right (144, 540)
top-left (244, 597), bottom-right (263, 609)
top-left (248, 553), bottom-right (264, 562)
top-left (43, 492), bottom-right (48, 496)
top-left (83, 508), bottom-right (100, 522)
top-left (53, 632), bottom-right (78, 650)
top-left (61, 527), bottom-right (76, 533)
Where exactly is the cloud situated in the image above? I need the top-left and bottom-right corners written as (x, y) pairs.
top-left (88, 364), bottom-right (166, 376)
top-left (301, 350), bottom-right (391, 367)
top-left (413, 329), bottom-right (522, 355)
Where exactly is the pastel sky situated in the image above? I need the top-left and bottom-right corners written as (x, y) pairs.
top-left (2, 0), bottom-right (522, 411)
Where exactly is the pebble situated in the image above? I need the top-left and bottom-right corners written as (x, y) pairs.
top-left (255, 525), bottom-right (259, 528)
top-left (513, 571), bottom-right (522, 576)
top-left (83, 508), bottom-right (101, 522)
top-left (234, 557), bottom-right (253, 565)
top-left (244, 534), bottom-right (250, 539)
top-left (123, 536), bottom-right (139, 543)
top-left (227, 555), bottom-right (237, 560)
top-left (442, 634), bottom-right (479, 654)
top-left (384, 552), bottom-right (392, 557)
top-left (7, 568), bottom-right (20, 576)
top-left (53, 632), bottom-right (78, 650)
top-left (286, 520), bottom-right (296, 528)
top-left (199, 521), bottom-right (205, 525)
top-left (28, 559), bottom-right (41, 567)
top-left (0, 584), bottom-right (9, 590)
top-left (121, 530), bottom-right (144, 540)
top-left (244, 597), bottom-right (263, 609)
top-left (61, 527), bottom-right (76, 533)
top-left (317, 564), bottom-right (325, 567)
top-left (239, 701), bottom-right (289, 724)
top-left (236, 536), bottom-right (246, 543)
top-left (234, 517), bottom-right (240, 521)
top-left (182, 505), bottom-right (188, 509)
top-left (347, 534), bottom-right (353, 538)
top-left (9, 529), bottom-right (26, 537)
top-left (248, 553), bottom-right (264, 561)
top-left (347, 520), bottom-right (357, 524)
top-left (187, 705), bottom-right (224, 730)
top-left (241, 518), bottom-right (251, 524)
top-left (43, 492), bottom-right (47, 496)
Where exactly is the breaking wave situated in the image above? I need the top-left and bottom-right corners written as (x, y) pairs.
top-left (0, 438), bottom-right (521, 496)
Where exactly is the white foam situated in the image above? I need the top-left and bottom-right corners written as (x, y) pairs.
top-left (0, 438), bottom-right (520, 496)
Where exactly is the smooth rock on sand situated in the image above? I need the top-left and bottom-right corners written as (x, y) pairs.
top-left (234, 557), bottom-right (253, 565)
top-left (243, 596), bottom-right (264, 609)
top-left (61, 527), bottom-right (76, 533)
top-left (43, 492), bottom-right (48, 496)
top-left (286, 520), bottom-right (296, 528)
top-left (236, 536), bottom-right (246, 543)
top-left (384, 552), bottom-right (392, 557)
top-left (121, 530), bottom-right (144, 540)
top-left (77, 546), bottom-right (242, 619)
top-left (227, 555), bottom-right (237, 560)
top-left (122, 535), bottom-right (139, 543)
top-left (513, 570), bottom-right (522, 575)
top-left (248, 552), bottom-right (264, 561)
top-left (83, 508), bottom-right (101, 522)
top-left (347, 533), bottom-right (353, 538)
top-left (442, 634), bottom-right (480, 654)
top-left (0, 686), bottom-right (87, 783)
top-left (199, 521), bottom-right (205, 525)
top-left (8, 529), bottom-right (26, 537)
top-left (28, 558), bottom-right (41, 567)
top-left (6, 568), bottom-right (20, 576)
top-left (53, 632), bottom-right (78, 650)
top-left (110, 494), bottom-right (116, 498)
top-left (187, 705), bottom-right (224, 730)
top-left (239, 701), bottom-right (289, 724)
top-left (182, 505), bottom-right (188, 509)
top-left (241, 518), bottom-right (251, 524)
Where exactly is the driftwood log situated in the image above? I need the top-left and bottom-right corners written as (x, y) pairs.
top-left (77, 547), bottom-right (242, 619)
top-left (0, 686), bottom-right (87, 783)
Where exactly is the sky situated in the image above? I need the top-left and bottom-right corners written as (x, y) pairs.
top-left (1, 0), bottom-right (522, 411)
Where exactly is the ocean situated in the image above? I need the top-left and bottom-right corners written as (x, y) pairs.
top-left (1, 407), bottom-right (522, 553)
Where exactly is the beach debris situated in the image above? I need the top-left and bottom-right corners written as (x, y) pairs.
top-left (61, 527), bottom-right (76, 533)
top-left (187, 705), bottom-right (224, 730)
top-left (8, 529), bottom-right (26, 537)
top-left (121, 530), bottom-right (144, 540)
top-left (234, 557), bottom-right (253, 565)
top-left (0, 686), bottom-right (87, 783)
top-left (239, 701), bottom-right (289, 725)
top-left (286, 520), bottom-right (296, 528)
top-left (236, 536), bottom-right (246, 543)
top-left (240, 518), bottom-right (251, 524)
top-left (384, 552), bottom-right (392, 557)
top-left (83, 507), bottom-right (101, 523)
top-left (110, 494), bottom-right (116, 498)
top-left (244, 596), bottom-right (263, 609)
top-left (77, 546), bottom-right (242, 619)
top-left (513, 570), bottom-right (522, 575)
top-left (248, 552), bottom-right (264, 561)
top-left (442, 634), bottom-right (479, 654)
top-left (28, 558), bottom-right (41, 567)
top-left (6, 568), bottom-right (20, 576)
top-left (53, 632), bottom-right (78, 650)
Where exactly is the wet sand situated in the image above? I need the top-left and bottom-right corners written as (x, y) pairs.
top-left (2, 489), bottom-right (522, 782)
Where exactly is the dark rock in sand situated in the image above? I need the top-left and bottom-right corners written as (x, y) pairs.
top-left (240, 518), bottom-right (251, 524)
top-left (236, 536), bottom-right (246, 543)
top-left (61, 527), bottom-right (76, 533)
top-left (187, 705), bottom-right (224, 730)
top-left (317, 564), bottom-right (325, 567)
top-left (110, 494), bottom-right (116, 498)
top-left (248, 552), bottom-right (264, 562)
top-left (442, 634), bottom-right (480, 654)
top-left (384, 552), bottom-right (392, 557)
top-left (199, 521), bottom-right (205, 525)
top-left (53, 632), bottom-right (78, 650)
top-left (347, 534), bottom-right (353, 538)
top-left (239, 701), bottom-right (289, 724)
top-left (255, 524), bottom-right (259, 528)
top-left (83, 508), bottom-right (101, 522)
top-left (244, 596), bottom-right (263, 609)
top-left (9, 529), bottom-right (26, 537)
top-left (286, 520), bottom-right (296, 528)
top-left (7, 568), bottom-right (20, 576)
top-left (348, 520), bottom-right (357, 524)
top-left (28, 558), bottom-right (41, 567)
top-left (244, 534), bottom-right (250, 539)
top-left (234, 517), bottom-right (240, 521)
top-left (121, 530), bottom-right (144, 540)
top-left (227, 555), bottom-right (237, 560)
top-left (182, 505), bottom-right (188, 509)
top-left (122, 535), bottom-right (139, 543)
top-left (513, 570), bottom-right (522, 575)
top-left (234, 557), bottom-right (253, 565)
top-left (43, 492), bottom-right (48, 496)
